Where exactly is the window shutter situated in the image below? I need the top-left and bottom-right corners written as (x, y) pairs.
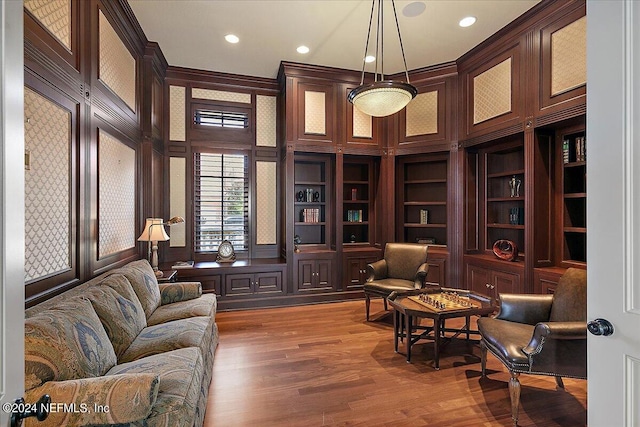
top-left (194, 153), bottom-right (249, 253)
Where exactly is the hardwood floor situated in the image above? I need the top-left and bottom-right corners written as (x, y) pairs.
top-left (204, 300), bottom-right (587, 426)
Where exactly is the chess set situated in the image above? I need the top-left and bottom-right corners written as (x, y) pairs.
top-left (408, 292), bottom-right (479, 313)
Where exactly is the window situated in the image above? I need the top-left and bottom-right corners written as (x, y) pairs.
top-left (194, 153), bottom-right (249, 253)
top-left (194, 109), bottom-right (249, 129)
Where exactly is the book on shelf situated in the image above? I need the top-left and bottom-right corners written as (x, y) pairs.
top-left (346, 209), bottom-right (363, 222)
top-left (172, 260), bottom-right (194, 269)
top-left (563, 139), bottom-right (570, 164)
top-left (301, 208), bottom-right (320, 223)
top-left (420, 209), bottom-right (429, 224)
top-left (575, 136), bottom-right (586, 162)
top-left (508, 207), bottom-right (524, 225)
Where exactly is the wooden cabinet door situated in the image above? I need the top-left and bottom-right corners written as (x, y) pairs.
top-left (316, 259), bottom-right (332, 290)
top-left (492, 270), bottom-right (520, 296)
top-left (467, 264), bottom-right (492, 297)
top-left (225, 273), bottom-right (253, 296)
top-left (200, 275), bottom-right (222, 295)
top-left (344, 257), bottom-right (363, 289)
top-left (255, 271), bottom-right (283, 294)
top-left (297, 260), bottom-right (315, 291)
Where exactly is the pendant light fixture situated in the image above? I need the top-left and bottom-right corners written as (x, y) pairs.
top-left (348, 0), bottom-right (417, 117)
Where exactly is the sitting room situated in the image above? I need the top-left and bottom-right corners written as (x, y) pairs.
top-left (0, 0), bottom-right (633, 425)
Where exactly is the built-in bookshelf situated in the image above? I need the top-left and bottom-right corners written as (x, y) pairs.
top-left (342, 157), bottom-right (372, 246)
top-left (561, 130), bottom-right (587, 266)
top-left (294, 156), bottom-right (330, 248)
top-left (397, 154), bottom-right (448, 245)
top-left (484, 141), bottom-right (525, 257)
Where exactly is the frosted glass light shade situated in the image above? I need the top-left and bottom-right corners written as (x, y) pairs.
top-left (348, 81), bottom-right (417, 117)
top-left (137, 218), bottom-right (169, 242)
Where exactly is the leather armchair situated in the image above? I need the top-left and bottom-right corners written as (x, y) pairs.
top-left (363, 242), bottom-right (429, 321)
top-left (477, 268), bottom-right (587, 426)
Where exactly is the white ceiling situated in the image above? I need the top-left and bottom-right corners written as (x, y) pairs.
top-left (128, 0), bottom-right (541, 79)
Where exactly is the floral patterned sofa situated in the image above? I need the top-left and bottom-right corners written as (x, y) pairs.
top-left (23, 259), bottom-right (218, 427)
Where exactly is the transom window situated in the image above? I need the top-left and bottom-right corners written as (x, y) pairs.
top-left (194, 153), bottom-right (249, 253)
top-left (194, 109), bottom-right (249, 129)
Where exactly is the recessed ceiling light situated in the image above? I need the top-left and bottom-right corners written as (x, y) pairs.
top-left (225, 34), bottom-right (240, 43)
top-left (459, 16), bottom-right (477, 28)
top-left (365, 55), bottom-right (376, 63)
top-left (297, 45), bottom-right (310, 54)
top-left (403, 2), bottom-right (426, 18)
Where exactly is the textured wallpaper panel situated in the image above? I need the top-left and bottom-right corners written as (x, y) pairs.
top-left (98, 130), bottom-right (136, 258)
top-left (256, 161), bottom-right (277, 245)
top-left (169, 85), bottom-right (186, 141)
top-left (256, 95), bottom-right (277, 147)
top-left (24, 0), bottom-right (71, 50)
top-left (352, 106), bottom-right (372, 138)
top-left (406, 91), bottom-right (438, 137)
top-left (99, 11), bottom-right (136, 110)
top-left (192, 88), bottom-right (251, 104)
top-left (169, 157), bottom-right (186, 247)
top-left (304, 91), bottom-right (326, 135)
top-left (552, 16), bottom-right (587, 96)
top-left (473, 58), bottom-right (512, 124)
top-left (24, 88), bottom-right (71, 282)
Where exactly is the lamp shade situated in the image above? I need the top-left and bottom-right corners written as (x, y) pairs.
top-left (137, 218), bottom-right (169, 242)
top-left (348, 81), bottom-right (417, 117)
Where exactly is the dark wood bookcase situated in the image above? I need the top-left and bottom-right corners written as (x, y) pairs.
top-left (559, 127), bottom-right (587, 267)
top-left (483, 139), bottom-right (525, 258)
top-left (293, 155), bottom-right (332, 250)
top-left (396, 154), bottom-right (448, 246)
top-left (342, 157), bottom-right (374, 246)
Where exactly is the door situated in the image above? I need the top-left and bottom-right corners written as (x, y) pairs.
top-left (0, 1), bottom-right (26, 424)
top-left (587, 1), bottom-right (640, 425)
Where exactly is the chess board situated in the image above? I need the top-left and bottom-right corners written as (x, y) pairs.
top-left (407, 292), bottom-right (480, 313)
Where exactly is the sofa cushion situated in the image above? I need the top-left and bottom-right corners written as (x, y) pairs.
top-left (24, 373), bottom-right (159, 427)
top-left (24, 297), bottom-right (117, 391)
top-left (112, 259), bottom-right (161, 318)
top-left (159, 281), bottom-right (202, 305)
top-left (147, 293), bottom-right (217, 326)
top-left (102, 272), bottom-right (148, 320)
top-left (119, 317), bottom-right (212, 364)
top-left (85, 278), bottom-right (147, 359)
top-left (107, 348), bottom-right (203, 427)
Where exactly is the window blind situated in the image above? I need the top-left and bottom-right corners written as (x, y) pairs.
top-left (194, 109), bottom-right (249, 129)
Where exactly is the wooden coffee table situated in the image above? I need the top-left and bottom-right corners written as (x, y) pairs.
top-left (387, 288), bottom-right (496, 369)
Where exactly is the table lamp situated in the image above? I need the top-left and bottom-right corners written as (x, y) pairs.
top-left (138, 216), bottom-right (184, 277)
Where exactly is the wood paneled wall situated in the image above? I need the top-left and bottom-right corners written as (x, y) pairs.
top-left (24, 0), bottom-right (586, 306)
top-left (24, 0), bottom-right (167, 306)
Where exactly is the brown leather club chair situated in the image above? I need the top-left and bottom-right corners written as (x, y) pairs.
top-left (364, 242), bottom-right (429, 321)
top-left (477, 268), bottom-right (587, 426)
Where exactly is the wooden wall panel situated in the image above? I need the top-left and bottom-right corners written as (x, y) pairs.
top-left (24, 0), bottom-right (164, 305)
top-left (460, 43), bottom-right (524, 142)
top-left (535, 2), bottom-right (586, 124)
